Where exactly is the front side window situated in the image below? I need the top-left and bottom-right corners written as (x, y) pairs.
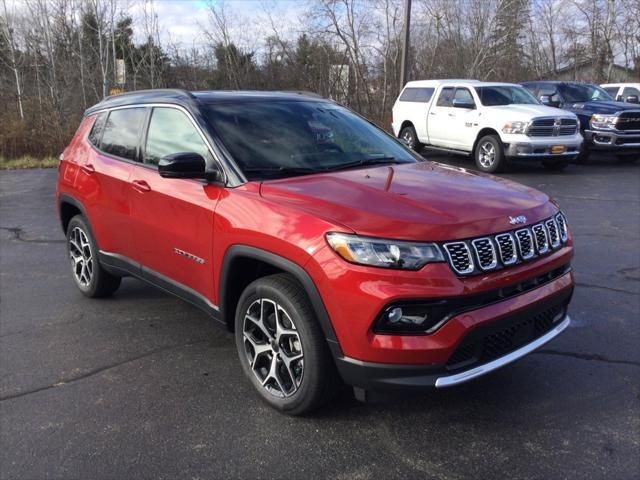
top-left (453, 88), bottom-right (475, 105)
top-left (144, 108), bottom-right (212, 166)
top-left (436, 87), bottom-right (455, 107)
top-left (475, 86), bottom-right (539, 106)
top-left (622, 86), bottom-right (640, 98)
top-left (558, 84), bottom-right (614, 103)
top-left (100, 108), bottom-right (146, 161)
top-left (203, 100), bottom-right (417, 180)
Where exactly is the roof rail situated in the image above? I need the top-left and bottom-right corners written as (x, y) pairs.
top-left (104, 88), bottom-right (195, 102)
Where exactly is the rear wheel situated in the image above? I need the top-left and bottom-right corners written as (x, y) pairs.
top-left (542, 160), bottom-right (569, 171)
top-left (234, 274), bottom-right (338, 415)
top-left (399, 125), bottom-right (423, 152)
top-left (66, 215), bottom-right (121, 297)
top-left (474, 135), bottom-right (506, 173)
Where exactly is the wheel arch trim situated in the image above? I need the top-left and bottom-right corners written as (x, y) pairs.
top-left (219, 245), bottom-right (342, 354)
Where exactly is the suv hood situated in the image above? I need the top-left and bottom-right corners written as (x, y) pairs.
top-left (567, 100), bottom-right (640, 115)
top-left (486, 104), bottom-right (576, 119)
top-left (260, 162), bottom-right (557, 241)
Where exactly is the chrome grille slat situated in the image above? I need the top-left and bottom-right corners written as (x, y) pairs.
top-left (443, 242), bottom-right (474, 275)
top-left (495, 233), bottom-right (517, 265)
top-left (441, 214), bottom-right (569, 276)
top-left (471, 238), bottom-right (497, 271)
top-left (527, 117), bottom-right (578, 137)
top-left (515, 228), bottom-right (535, 260)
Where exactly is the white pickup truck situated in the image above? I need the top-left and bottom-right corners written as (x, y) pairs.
top-left (392, 80), bottom-right (583, 172)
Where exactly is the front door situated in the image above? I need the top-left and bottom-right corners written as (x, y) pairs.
top-left (128, 106), bottom-right (223, 301)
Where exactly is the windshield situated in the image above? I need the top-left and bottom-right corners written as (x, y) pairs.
top-left (203, 100), bottom-right (418, 180)
top-left (558, 84), bottom-right (614, 103)
top-left (475, 86), bottom-right (539, 106)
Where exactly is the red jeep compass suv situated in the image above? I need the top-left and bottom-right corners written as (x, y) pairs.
top-left (57, 89), bottom-right (574, 414)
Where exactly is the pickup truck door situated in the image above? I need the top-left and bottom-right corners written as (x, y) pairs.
top-left (427, 87), bottom-right (456, 148)
top-left (446, 87), bottom-right (480, 150)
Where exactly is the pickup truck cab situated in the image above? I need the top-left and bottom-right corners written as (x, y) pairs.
top-left (392, 80), bottom-right (582, 173)
top-left (601, 83), bottom-right (640, 104)
top-left (522, 81), bottom-right (640, 162)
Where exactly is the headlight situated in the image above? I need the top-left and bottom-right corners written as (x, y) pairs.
top-left (590, 114), bottom-right (618, 129)
top-left (326, 233), bottom-right (444, 270)
top-left (502, 121), bottom-right (529, 134)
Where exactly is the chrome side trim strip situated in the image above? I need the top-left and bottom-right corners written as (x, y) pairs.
top-left (435, 315), bottom-right (571, 388)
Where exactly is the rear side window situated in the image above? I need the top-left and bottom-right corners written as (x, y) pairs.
top-left (453, 88), bottom-right (474, 104)
top-left (100, 108), bottom-right (146, 161)
top-left (88, 113), bottom-right (107, 147)
top-left (603, 86), bottom-right (619, 97)
top-left (399, 87), bottom-right (435, 103)
top-left (144, 107), bottom-right (212, 166)
top-left (436, 87), bottom-right (455, 107)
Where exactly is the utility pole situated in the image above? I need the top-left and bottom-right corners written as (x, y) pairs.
top-left (400, 0), bottom-right (412, 90)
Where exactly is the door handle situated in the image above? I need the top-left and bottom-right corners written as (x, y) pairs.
top-left (430, 112), bottom-right (437, 116)
top-left (448, 113), bottom-right (455, 117)
top-left (132, 180), bottom-right (151, 193)
top-left (81, 163), bottom-right (95, 174)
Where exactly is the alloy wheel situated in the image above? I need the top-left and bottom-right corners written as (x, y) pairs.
top-left (478, 141), bottom-right (496, 168)
top-left (242, 298), bottom-right (304, 398)
top-left (68, 226), bottom-right (93, 288)
top-left (402, 130), bottom-right (415, 149)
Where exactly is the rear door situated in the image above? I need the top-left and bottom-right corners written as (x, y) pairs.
top-left (78, 107), bottom-right (146, 260)
top-left (127, 105), bottom-right (224, 300)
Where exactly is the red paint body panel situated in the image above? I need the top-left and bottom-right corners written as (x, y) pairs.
top-left (57, 108), bottom-right (575, 371)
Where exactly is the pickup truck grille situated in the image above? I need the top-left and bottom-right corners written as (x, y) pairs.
top-left (442, 213), bottom-right (568, 276)
top-left (527, 118), bottom-right (578, 137)
top-left (616, 111), bottom-right (640, 131)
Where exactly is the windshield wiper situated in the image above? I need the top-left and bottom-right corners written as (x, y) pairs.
top-left (325, 157), bottom-right (408, 171)
top-left (243, 166), bottom-right (320, 178)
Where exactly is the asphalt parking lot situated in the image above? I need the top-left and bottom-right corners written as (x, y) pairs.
top-left (1, 154), bottom-right (639, 479)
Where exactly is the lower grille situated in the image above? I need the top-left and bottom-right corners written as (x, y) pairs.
top-left (446, 295), bottom-right (570, 370)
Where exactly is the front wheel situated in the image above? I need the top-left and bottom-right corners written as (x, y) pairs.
top-left (474, 135), bottom-right (506, 173)
top-left (234, 274), bottom-right (338, 415)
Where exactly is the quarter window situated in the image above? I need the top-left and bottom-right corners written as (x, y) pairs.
top-left (100, 108), bottom-right (146, 161)
top-left (88, 112), bottom-right (107, 147)
top-left (436, 87), bottom-right (455, 107)
top-left (144, 107), bottom-right (212, 166)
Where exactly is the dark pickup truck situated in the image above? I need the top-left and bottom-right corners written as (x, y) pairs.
top-left (522, 81), bottom-right (640, 162)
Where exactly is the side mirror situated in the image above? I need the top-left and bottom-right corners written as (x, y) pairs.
top-left (452, 98), bottom-right (475, 109)
top-left (626, 95), bottom-right (639, 104)
top-left (539, 95), bottom-right (561, 108)
top-left (158, 152), bottom-right (223, 183)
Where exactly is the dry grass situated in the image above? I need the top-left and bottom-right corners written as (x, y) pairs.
top-left (0, 156), bottom-right (59, 170)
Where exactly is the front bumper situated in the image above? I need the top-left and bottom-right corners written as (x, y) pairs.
top-left (584, 129), bottom-right (640, 152)
top-left (504, 141), bottom-right (581, 160)
top-left (335, 288), bottom-right (572, 391)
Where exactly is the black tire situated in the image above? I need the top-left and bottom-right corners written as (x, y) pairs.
top-left (399, 125), bottom-right (423, 152)
top-left (474, 135), bottom-right (506, 173)
top-left (616, 153), bottom-right (639, 163)
top-left (234, 274), bottom-right (338, 415)
top-left (66, 215), bottom-right (121, 297)
top-left (542, 160), bottom-right (569, 171)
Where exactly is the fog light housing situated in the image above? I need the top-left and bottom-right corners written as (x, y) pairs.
top-left (373, 302), bottom-right (451, 334)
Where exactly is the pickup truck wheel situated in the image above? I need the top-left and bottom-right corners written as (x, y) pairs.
top-left (542, 160), bottom-right (569, 171)
top-left (66, 215), bottom-right (121, 297)
top-left (474, 135), bottom-right (506, 173)
top-left (399, 125), bottom-right (423, 152)
top-left (234, 274), bottom-right (338, 415)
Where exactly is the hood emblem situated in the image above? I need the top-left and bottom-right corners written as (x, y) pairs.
top-left (509, 215), bottom-right (527, 225)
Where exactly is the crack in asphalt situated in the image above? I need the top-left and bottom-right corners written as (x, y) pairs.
top-left (0, 226), bottom-right (65, 244)
top-left (0, 340), bottom-right (210, 402)
top-left (574, 281), bottom-right (638, 296)
top-left (535, 349), bottom-right (640, 367)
